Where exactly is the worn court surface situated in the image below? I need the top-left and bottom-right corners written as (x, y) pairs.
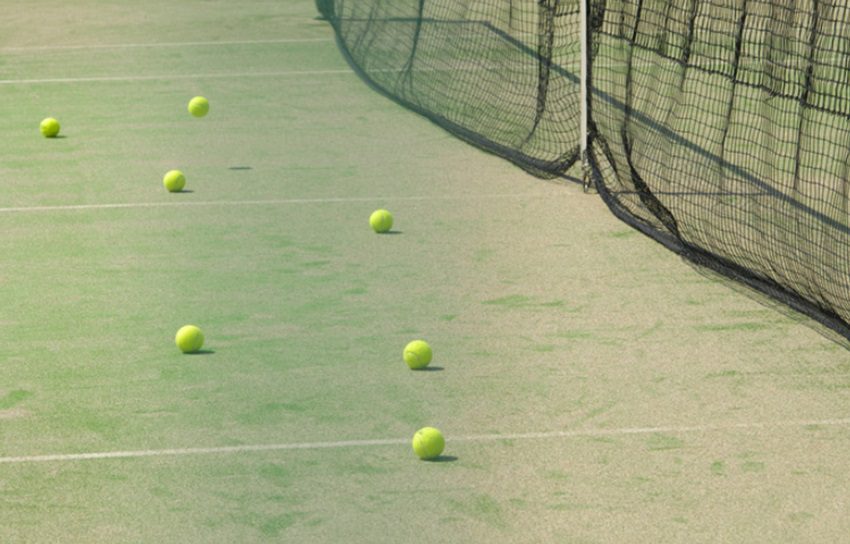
top-left (1, 1), bottom-right (849, 542)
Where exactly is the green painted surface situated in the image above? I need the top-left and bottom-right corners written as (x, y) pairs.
top-left (1, 1), bottom-right (850, 542)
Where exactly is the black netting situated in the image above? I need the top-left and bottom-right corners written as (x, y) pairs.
top-left (322, 1), bottom-right (583, 178)
top-left (590, 0), bottom-right (850, 340)
top-left (323, 0), bottom-right (850, 343)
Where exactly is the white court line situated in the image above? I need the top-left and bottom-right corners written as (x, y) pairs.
top-left (0, 65), bottom-right (501, 86)
top-left (1, 417), bottom-right (848, 464)
top-left (0, 193), bottom-right (558, 214)
top-left (0, 37), bottom-right (333, 53)
top-left (0, 69), bottom-right (358, 85)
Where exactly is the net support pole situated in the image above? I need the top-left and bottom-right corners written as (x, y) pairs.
top-left (580, 0), bottom-right (595, 193)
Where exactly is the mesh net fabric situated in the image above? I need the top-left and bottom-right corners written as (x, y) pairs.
top-left (590, 0), bottom-right (850, 339)
top-left (323, 0), bottom-right (850, 342)
top-left (323, 1), bottom-right (583, 178)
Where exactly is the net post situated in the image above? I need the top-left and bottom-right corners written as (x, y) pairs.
top-left (580, 0), bottom-right (595, 193)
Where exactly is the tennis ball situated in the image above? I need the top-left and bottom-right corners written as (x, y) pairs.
top-left (369, 209), bottom-right (393, 233)
top-left (412, 427), bottom-right (445, 460)
top-left (40, 117), bottom-right (60, 138)
top-left (175, 325), bottom-right (204, 353)
top-left (403, 339), bottom-right (432, 370)
top-left (188, 96), bottom-right (210, 118)
top-left (163, 170), bottom-right (186, 192)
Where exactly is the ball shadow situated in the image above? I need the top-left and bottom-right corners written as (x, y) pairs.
top-left (184, 349), bottom-right (215, 355)
top-left (413, 366), bottom-right (444, 372)
top-left (379, 231), bottom-right (403, 235)
top-left (228, 166), bottom-right (253, 171)
top-left (424, 455), bottom-right (458, 463)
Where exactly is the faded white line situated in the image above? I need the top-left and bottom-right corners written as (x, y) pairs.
top-left (0, 65), bottom-right (504, 85)
top-left (1, 418), bottom-right (847, 464)
top-left (0, 193), bottom-right (560, 214)
top-left (457, 418), bottom-right (850, 442)
top-left (0, 69), bottom-right (357, 85)
top-left (0, 37), bottom-right (334, 53)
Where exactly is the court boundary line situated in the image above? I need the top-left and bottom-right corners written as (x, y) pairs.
top-left (0, 65), bottom-right (506, 86)
top-left (0, 193), bottom-right (561, 214)
top-left (1, 417), bottom-right (848, 464)
top-left (0, 69), bottom-right (359, 85)
top-left (0, 37), bottom-right (334, 53)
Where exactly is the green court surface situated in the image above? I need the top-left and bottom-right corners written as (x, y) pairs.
top-left (2, 2), bottom-right (850, 542)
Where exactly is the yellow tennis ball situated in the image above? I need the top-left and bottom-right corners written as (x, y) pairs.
top-left (412, 427), bottom-right (445, 460)
top-left (40, 117), bottom-right (60, 138)
top-left (163, 170), bottom-right (186, 192)
top-left (175, 325), bottom-right (204, 353)
top-left (403, 340), bottom-right (432, 370)
top-left (188, 96), bottom-right (210, 118)
top-left (369, 209), bottom-right (393, 233)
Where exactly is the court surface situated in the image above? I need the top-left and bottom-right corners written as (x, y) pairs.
top-left (1, 2), bottom-right (849, 542)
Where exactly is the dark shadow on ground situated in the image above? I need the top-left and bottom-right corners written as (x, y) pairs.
top-left (423, 455), bottom-right (458, 463)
